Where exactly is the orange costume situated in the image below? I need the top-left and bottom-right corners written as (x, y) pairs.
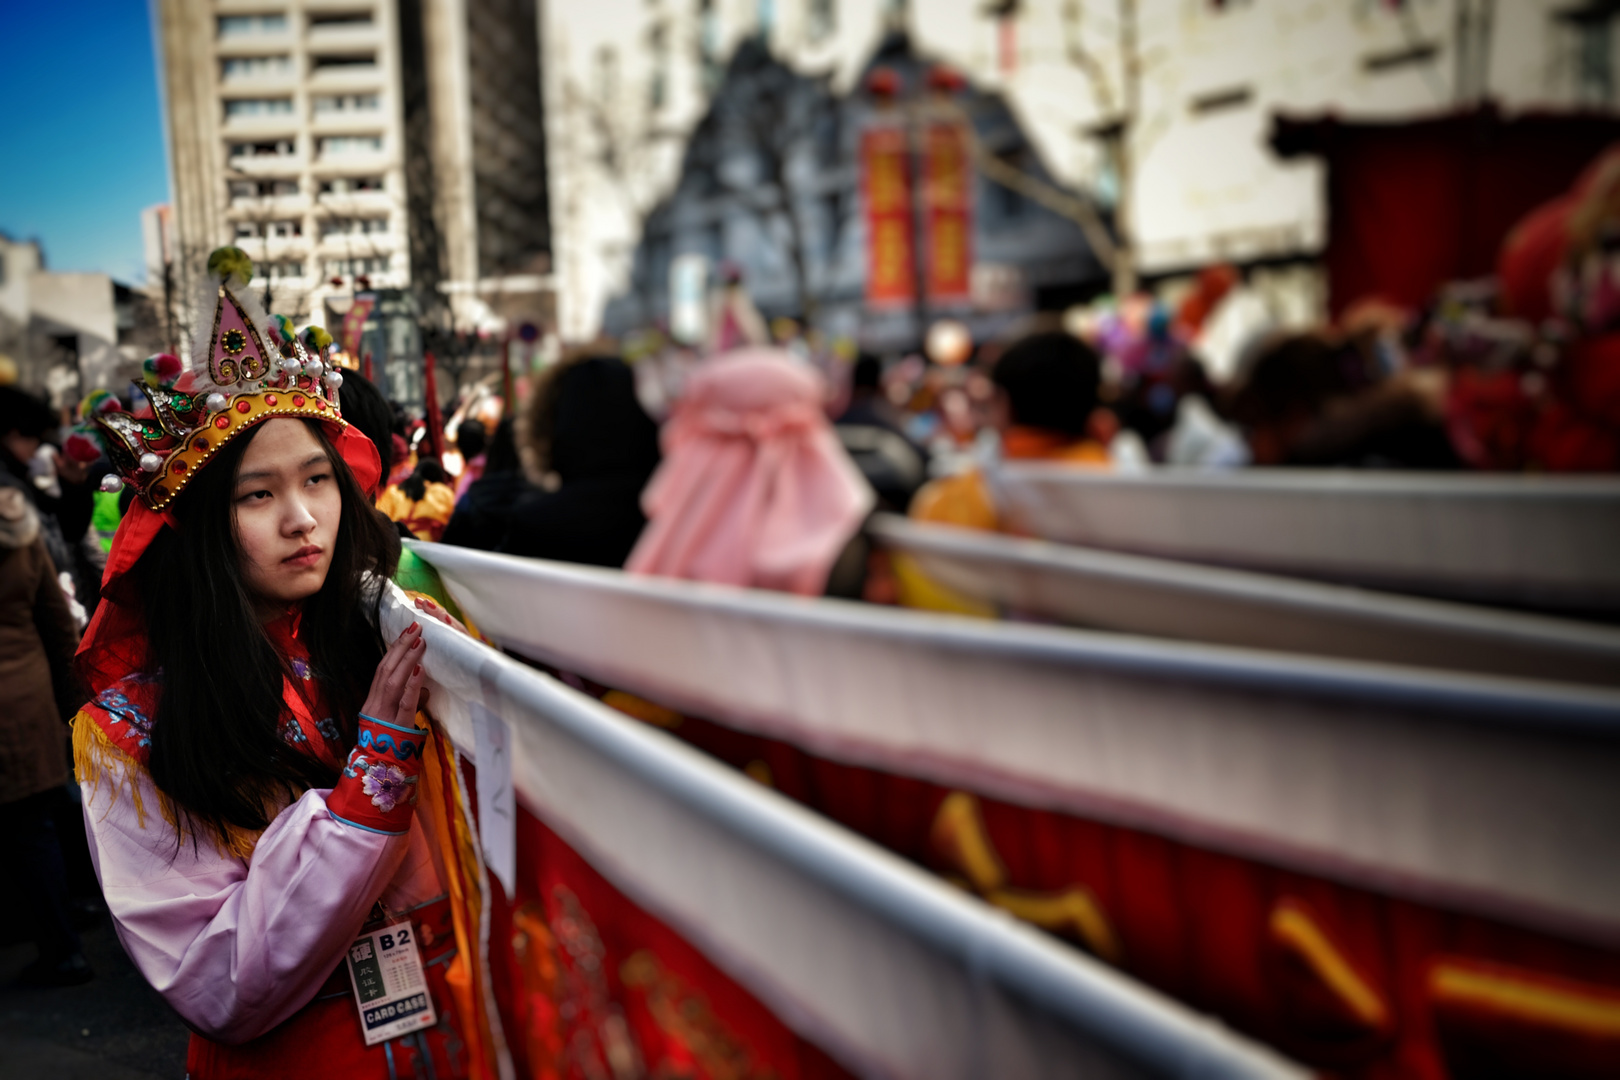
top-left (897, 426), bottom-right (1108, 613)
top-left (377, 481), bottom-right (457, 542)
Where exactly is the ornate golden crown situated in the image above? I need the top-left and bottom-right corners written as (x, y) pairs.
top-left (73, 249), bottom-right (348, 510)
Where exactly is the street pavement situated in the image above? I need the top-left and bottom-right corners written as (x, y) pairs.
top-left (0, 912), bottom-right (189, 1079)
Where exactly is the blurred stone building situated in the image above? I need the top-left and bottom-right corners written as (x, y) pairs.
top-left (0, 232), bottom-right (158, 409)
top-left (549, 0), bottom-right (1620, 346)
top-left (153, 0), bottom-right (552, 400)
top-left (601, 33), bottom-right (1106, 349)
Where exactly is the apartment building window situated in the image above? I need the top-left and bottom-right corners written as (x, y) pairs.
top-left (311, 53), bottom-right (378, 71)
top-left (229, 139), bottom-right (297, 159)
top-left (218, 13), bottom-right (288, 37)
top-left (1189, 85), bottom-right (1253, 116)
top-left (819, 191), bottom-right (845, 262)
top-left (309, 11), bottom-right (375, 29)
top-left (991, 150), bottom-right (1032, 220)
top-left (320, 217), bottom-right (389, 237)
top-left (224, 97), bottom-right (294, 118)
top-left (325, 257), bottom-right (388, 276)
top-left (648, 23), bottom-right (669, 110)
top-left (239, 219), bottom-right (303, 239)
top-left (221, 55), bottom-right (294, 80)
top-left (319, 176), bottom-right (384, 195)
top-left (807, 0), bottom-right (836, 40)
top-left (699, 0), bottom-right (722, 89)
top-left (1575, 13), bottom-right (1616, 104)
top-left (319, 135), bottom-right (384, 158)
top-left (259, 261), bottom-right (306, 281)
top-left (313, 93), bottom-right (381, 114)
top-left (229, 179), bottom-right (300, 202)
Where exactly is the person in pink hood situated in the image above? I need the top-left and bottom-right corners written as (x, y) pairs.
top-left (626, 348), bottom-right (874, 596)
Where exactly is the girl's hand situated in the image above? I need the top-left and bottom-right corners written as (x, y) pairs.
top-left (361, 621), bottom-right (426, 728)
top-left (413, 595), bottom-right (469, 636)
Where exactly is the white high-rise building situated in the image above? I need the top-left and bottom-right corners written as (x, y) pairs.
top-left (156, 1), bottom-right (410, 325)
top-left (155, 0), bottom-right (553, 362)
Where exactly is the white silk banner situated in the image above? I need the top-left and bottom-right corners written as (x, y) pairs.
top-left (990, 465), bottom-right (1620, 612)
top-left (869, 513), bottom-right (1620, 686)
top-left (407, 543), bottom-right (1620, 947)
top-left (379, 582), bottom-right (1304, 1080)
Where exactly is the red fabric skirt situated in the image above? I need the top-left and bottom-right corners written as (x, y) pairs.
top-left (186, 896), bottom-right (468, 1080)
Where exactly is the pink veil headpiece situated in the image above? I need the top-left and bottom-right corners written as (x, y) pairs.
top-left (626, 348), bottom-right (874, 595)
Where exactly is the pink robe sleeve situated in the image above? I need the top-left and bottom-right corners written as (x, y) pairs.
top-left (80, 714), bottom-right (435, 1045)
top-left (82, 770), bottom-right (409, 1044)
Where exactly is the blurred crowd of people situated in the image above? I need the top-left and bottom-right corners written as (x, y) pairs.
top-left (1, 139), bottom-right (1618, 993)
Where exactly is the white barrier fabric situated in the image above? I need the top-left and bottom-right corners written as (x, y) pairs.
top-left (410, 542), bottom-right (1620, 946)
top-left (991, 466), bottom-right (1620, 611)
top-left (870, 514), bottom-right (1620, 687)
top-left (380, 583), bottom-right (1303, 1080)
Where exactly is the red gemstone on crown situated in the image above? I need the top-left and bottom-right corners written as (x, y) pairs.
top-left (315, 399), bottom-right (327, 410)
top-left (265, 394), bottom-right (278, 406)
top-left (172, 460), bottom-right (187, 473)
top-left (292, 394), bottom-right (306, 407)
top-left (193, 437), bottom-right (209, 451)
top-left (214, 415), bottom-right (230, 429)
top-left (235, 400), bottom-right (251, 413)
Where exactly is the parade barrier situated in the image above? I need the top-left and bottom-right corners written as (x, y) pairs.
top-left (409, 542), bottom-right (1620, 945)
top-left (380, 581), bottom-right (1303, 1079)
top-left (990, 465), bottom-right (1620, 612)
top-left (868, 514), bottom-right (1620, 686)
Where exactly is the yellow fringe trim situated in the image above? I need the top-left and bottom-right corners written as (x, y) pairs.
top-left (73, 713), bottom-right (263, 861)
top-left (419, 713), bottom-right (503, 1080)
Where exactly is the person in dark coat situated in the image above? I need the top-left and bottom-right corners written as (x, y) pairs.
top-left (1, 386), bottom-right (97, 610)
top-left (0, 482), bottom-right (90, 985)
top-left (440, 418), bottom-right (528, 552)
top-left (835, 352), bottom-right (928, 512)
top-left (500, 355), bottom-right (661, 567)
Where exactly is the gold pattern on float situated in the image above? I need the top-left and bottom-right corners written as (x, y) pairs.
top-left (1269, 898), bottom-right (1391, 1031)
top-left (621, 951), bottom-right (778, 1080)
top-left (930, 790), bottom-right (1122, 962)
top-left (1431, 959), bottom-right (1620, 1037)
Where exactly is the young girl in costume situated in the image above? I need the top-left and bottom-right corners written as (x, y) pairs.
top-left (72, 249), bottom-right (472, 1078)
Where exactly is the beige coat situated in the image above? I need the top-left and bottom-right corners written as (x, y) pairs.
top-left (0, 486), bottom-right (79, 804)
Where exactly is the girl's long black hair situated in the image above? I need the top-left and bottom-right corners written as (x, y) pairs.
top-left (139, 419), bottom-right (401, 850)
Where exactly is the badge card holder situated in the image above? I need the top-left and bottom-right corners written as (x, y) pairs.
top-left (346, 920), bottom-right (437, 1045)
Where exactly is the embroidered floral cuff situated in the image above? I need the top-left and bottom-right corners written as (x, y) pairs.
top-left (327, 714), bottom-right (429, 836)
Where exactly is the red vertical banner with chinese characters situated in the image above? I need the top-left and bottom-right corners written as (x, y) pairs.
top-left (340, 296), bottom-right (375, 359)
top-left (861, 125), bottom-right (916, 308)
top-left (923, 121), bottom-right (974, 305)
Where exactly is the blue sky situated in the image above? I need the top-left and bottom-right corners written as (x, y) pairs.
top-left (0, 1), bottom-right (170, 283)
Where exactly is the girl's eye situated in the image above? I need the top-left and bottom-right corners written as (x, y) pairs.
top-left (238, 490), bottom-right (272, 503)
top-left (307, 472), bottom-right (331, 486)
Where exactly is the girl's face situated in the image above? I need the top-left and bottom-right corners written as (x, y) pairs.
top-left (233, 418), bottom-right (341, 612)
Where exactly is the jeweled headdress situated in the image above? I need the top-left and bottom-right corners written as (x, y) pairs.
top-left (77, 248), bottom-right (346, 510)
